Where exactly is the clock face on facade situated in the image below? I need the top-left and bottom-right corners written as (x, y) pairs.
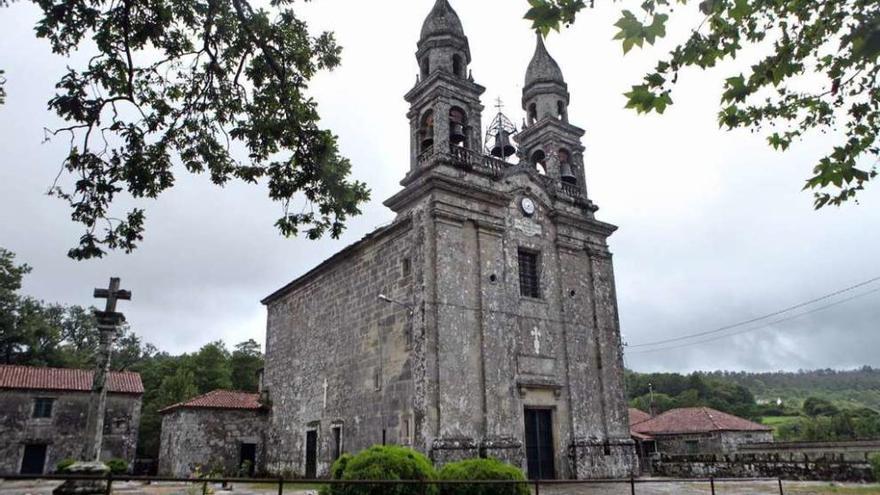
top-left (520, 197), bottom-right (536, 216)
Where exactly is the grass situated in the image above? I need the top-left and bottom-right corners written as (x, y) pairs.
top-left (785, 483), bottom-right (880, 494)
top-left (241, 481), bottom-right (327, 492)
top-left (762, 415), bottom-right (803, 436)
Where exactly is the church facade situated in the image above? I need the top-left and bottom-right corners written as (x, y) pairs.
top-left (260, 0), bottom-right (636, 480)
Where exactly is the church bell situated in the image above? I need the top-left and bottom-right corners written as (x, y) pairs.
top-left (490, 130), bottom-right (517, 159)
top-left (449, 122), bottom-right (467, 145)
top-left (560, 161), bottom-right (577, 184)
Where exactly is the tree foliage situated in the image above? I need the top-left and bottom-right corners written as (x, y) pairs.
top-left (525, 0), bottom-right (880, 208)
top-left (321, 445), bottom-right (438, 495)
top-left (1, 0), bottom-right (369, 259)
top-left (437, 458), bottom-right (529, 495)
top-left (626, 370), bottom-right (760, 419)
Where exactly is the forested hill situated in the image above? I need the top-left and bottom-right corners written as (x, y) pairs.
top-left (703, 367), bottom-right (880, 411)
top-left (625, 367), bottom-right (880, 417)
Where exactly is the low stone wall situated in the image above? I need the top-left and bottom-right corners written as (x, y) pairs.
top-left (651, 440), bottom-right (880, 482)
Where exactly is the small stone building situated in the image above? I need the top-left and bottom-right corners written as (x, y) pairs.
top-left (0, 364), bottom-right (143, 475)
top-left (631, 407), bottom-right (773, 455)
top-left (158, 390), bottom-right (267, 477)
top-left (259, 0), bottom-right (636, 480)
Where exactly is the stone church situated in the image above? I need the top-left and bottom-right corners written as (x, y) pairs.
top-left (259, 0), bottom-right (636, 480)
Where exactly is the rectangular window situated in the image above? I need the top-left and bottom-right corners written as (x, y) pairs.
top-left (518, 250), bottom-right (541, 299)
top-left (332, 426), bottom-right (343, 460)
top-left (33, 398), bottom-right (54, 419)
top-left (685, 440), bottom-right (699, 455)
top-left (401, 257), bottom-right (412, 277)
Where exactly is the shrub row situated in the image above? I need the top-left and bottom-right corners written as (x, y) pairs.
top-left (319, 445), bottom-right (529, 495)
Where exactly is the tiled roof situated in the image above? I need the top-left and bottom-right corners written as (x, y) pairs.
top-left (632, 407), bottom-right (771, 435)
top-left (159, 390), bottom-right (263, 414)
top-left (0, 365), bottom-right (143, 394)
top-left (629, 408), bottom-right (652, 426)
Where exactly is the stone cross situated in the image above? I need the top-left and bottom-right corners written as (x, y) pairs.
top-left (531, 327), bottom-right (541, 355)
top-left (83, 277), bottom-right (130, 462)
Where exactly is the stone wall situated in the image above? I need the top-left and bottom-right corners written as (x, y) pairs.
top-left (653, 431), bottom-right (774, 455)
top-left (158, 408), bottom-right (267, 477)
top-left (263, 218), bottom-right (418, 477)
top-left (0, 389), bottom-right (141, 474)
top-left (651, 440), bottom-right (880, 482)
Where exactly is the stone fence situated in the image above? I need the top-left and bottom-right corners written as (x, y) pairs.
top-left (651, 440), bottom-right (880, 482)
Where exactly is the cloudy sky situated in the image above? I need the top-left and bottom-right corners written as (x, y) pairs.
top-left (1, 0), bottom-right (878, 373)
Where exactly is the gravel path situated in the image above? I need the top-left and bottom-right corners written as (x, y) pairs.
top-left (2, 479), bottom-right (878, 495)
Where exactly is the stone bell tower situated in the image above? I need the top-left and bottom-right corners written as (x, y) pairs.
top-left (516, 35), bottom-right (589, 196)
top-left (406, 0), bottom-right (485, 175)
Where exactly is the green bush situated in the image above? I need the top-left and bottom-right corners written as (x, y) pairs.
top-left (319, 445), bottom-right (438, 495)
top-left (870, 453), bottom-right (880, 482)
top-left (437, 458), bottom-right (529, 495)
top-left (55, 458), bottom-right (76, 473)
top-left (105, 458), bottom-right (128, 474)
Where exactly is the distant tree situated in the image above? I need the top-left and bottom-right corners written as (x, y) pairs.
top-left (230, 339), bottom-right (263, 392)
top-left (0, 0), bottom-right (369, 260)
top-left (630, 392), bottom-right (677, 415)
top-left (525, 0), bottom-right (880, 208)
top-left (0, 247), bottom-right (32, 363)
top-left (803, 396), bottom-right (840, 417)
top-left (191, 341), bottom-right (232, 393)
top-left (157, 365), bottom-right (199, 408)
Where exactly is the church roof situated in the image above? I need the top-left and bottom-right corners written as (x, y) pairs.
top-left (632, 407), bottom-right (771, 436)
top-left (262, 218), bottom-right (411, 305)
top-left (158, 390), bottom-right (263, 414)
top-left (0, 364), bottom-right (143, 394)
top-left (524, 35), bottom-right (565, 89)
top-left (420, 0), bottom-right (466, 41)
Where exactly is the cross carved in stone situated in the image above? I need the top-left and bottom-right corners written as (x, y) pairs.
top-left (94, 277), bottom-right (131, 314)
top-left (83, 277), bottom-right (131, 463)
top-left (531, 327), bottom-right (542, 355)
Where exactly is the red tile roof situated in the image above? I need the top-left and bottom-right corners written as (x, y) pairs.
top-left (159, 390), bottom-right (263, 414)
top-left (632, 407), bottom-right (771, 436)
top-left (629, 408), bottom-right (652, 426)
top-left (0, 365), bottom-right (143, 394)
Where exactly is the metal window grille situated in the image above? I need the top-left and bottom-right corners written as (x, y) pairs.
top-left (518, 250), bottom-right (541, 299)
top-left (33, 398), bottom-right (53, 418)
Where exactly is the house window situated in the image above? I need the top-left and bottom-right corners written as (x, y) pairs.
top-left (685, 440), bottom-right (699, 455)
top-left (518, 250), bottom-right (541, 299)
top-left (33, 398), bottom-right (54, 419)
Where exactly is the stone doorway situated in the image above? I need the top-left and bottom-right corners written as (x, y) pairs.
top-left (239, 443), bottom-right (257, 476)
top-left (304, 431), bottom-right (318, 479)
top-left (524, 408), bottom-right (555, 479)
top-left (20, 444), bottom-right (47, 474)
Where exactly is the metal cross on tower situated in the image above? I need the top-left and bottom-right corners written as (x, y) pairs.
top-left (83, 277), bottom-right (131, 462)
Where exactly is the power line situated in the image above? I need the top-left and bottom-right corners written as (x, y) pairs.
top-left (626, 286), bottom-right (880, 355)
top-left (627, 275), bottom-right (880, 349)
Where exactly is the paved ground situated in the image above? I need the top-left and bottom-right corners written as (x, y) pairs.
top-left (1, 480), bottom-right (878, 495)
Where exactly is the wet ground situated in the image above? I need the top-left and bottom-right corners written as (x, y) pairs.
top-left (1, 479), bottom-right (878, 495)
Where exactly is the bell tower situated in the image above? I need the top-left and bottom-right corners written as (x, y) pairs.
top-left (405, 0), bottom-right (485, 175)
top-left (515, 36), bottom-right (588, 193)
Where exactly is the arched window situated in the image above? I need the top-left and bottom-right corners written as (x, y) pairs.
top-left (419, 110), bottom-right (434, 152)
top-left (531, 150), bottom-right (547, 175)
top-left (557, 101), bottom-right (567, 121)
top-left (452, 54), bottom-right (463, 77)
top-left (449, 107), bottom-right (467, 147)
top-left (420, 58), bottom-right (430, 80)
top-left (528, 103), bottom-right (538, 125)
